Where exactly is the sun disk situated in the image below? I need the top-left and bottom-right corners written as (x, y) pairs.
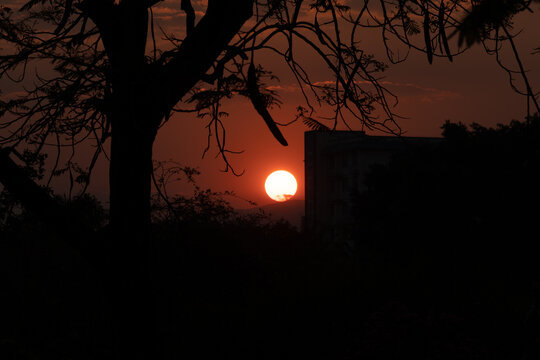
top-left (265, 170), bottom-right (297, 202)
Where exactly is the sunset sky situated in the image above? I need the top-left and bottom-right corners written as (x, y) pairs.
top-left (2, 1), bottom-right (540, 208)
top-left (149, 2), bottom-right (540, 207)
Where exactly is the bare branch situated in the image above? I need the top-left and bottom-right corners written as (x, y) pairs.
top-left (181, 0), bottom-right (196, 36)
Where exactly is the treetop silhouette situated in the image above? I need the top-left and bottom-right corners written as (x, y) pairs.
top-left (1, 1), bottom-right (537, 213)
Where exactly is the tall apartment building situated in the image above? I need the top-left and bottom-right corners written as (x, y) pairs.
top-left (304, 131), bottom-right (440, 242)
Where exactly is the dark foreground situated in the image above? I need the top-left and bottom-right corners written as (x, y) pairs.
top-left (2, 117), bottom-right (540, 359)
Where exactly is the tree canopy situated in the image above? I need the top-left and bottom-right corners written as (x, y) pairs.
top-left (1, 0), bottom-right (537, 188)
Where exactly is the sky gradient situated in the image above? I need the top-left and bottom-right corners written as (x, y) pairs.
top-left (2, 1), bottom-right (540, 208)
top-left (145, 2), bottom-right (540, 208)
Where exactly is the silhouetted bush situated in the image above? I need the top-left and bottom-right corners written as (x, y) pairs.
top-left (2, 162), bottom-right (360, 360)
top-left (0, 194), bottom-right (110, 360)
top-left (9, 114), bottom-right (540, 360)
top-left (352, 115), bottom-right (540, 359)
top-left (148, 164), bottom-right (359, 359)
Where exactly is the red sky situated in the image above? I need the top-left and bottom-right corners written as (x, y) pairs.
top-left (2, 1), bottom-right (540, 208)
top-left (146, 3), bottom-right (540, 208)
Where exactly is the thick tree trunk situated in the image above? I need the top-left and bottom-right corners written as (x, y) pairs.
top-left (106, 104), bottom-right (159, 360)
top-left (83, 3), bottom-right (256, 358)
top-left (109, 120), bottom-right (156, 238)
top-left (91, 4), bottom-right (160, 358)
top-left (1, 122), bottom-right (160, 360)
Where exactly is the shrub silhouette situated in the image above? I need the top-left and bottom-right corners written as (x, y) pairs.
top-left (352, 115), bottom-right (540, 359)
top-left (1, 166), bottom-right (362, 360)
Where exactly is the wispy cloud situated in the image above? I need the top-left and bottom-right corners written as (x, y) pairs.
top-left (152, 7), bottom-right (182, 16)
top-left (3, 90), bottom-right (27, 100)
top-left (266, 79), bottom-right (459, 102)
top-left (266, 85), bottom-right (299, 93)
top-left (380, 81), bottom-right (461, 102)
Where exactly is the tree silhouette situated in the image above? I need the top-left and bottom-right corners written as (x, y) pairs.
top-left (0, 1), bottom-right (538, 359)
top-left (351, 115), bottom-right (540, 359)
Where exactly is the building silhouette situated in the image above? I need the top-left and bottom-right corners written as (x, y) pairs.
top-left (304, 130), bottom-right (440, 243)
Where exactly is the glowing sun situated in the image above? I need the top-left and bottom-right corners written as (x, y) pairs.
top-left (265, 170), bottom-right (297, 202)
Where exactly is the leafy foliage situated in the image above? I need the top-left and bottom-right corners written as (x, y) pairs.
top-left (457, 0), bottom-right (540, 47)
top-left (0, 149), bottom-right (47, 227)
top-left (1, 0), bottom-right (537, 191)
top-left (150, 160), bottom-right (255, 225)
top-left (302, 116), bottom-right (331, 131)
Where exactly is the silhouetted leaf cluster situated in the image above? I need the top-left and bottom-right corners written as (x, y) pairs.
top-left (457, 0), bottom-right (538, 47)
top-left (0, 149), bottom-right (47, 227)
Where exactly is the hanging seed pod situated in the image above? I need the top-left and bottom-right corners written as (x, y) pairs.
top-left (54, 0), bottom-right (73, 34)
top-left (438, 1), bottom-right (453, 62)
top-left (247, 62), bottom-right (288, 146)
top-left (314, 17), bottom-right (328, 46)
top-left (423, 3), bottom-right (433, 64)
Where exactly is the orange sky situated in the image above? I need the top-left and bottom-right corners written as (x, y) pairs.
top-left (144, 4), bottom-right (540, 208)
top-left (2, 1), bottom-right (540, 208)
